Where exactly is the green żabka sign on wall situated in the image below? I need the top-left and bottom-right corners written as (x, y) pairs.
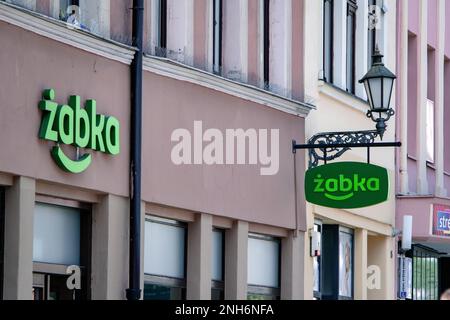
top-left (305, 162), bottom-right (389, 209)
top-left (38, 89), bottom-right (120, 174)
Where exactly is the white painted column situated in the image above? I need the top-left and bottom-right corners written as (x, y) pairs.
top-left (223, 0), bottom-right (248, 82)
top-left (354, 229), bottom-right (368, 300)
top-left (416, 0), bottom-right (428, 195)
top-left (79, 0), bottom-right (110, 38)
top-left (167, 0), bottom-right (194, 65)
top-left (399, 0), bottom-right (409, 195)
top-left (186, 214), bottom-right (212, 300)
top-left (333, 0), bottom-right (347, 90)
top-left (3, 177), bottom-right (35, 300)
top-left (49, 0), bottom-right (60, 19)
top-left (224, 220), bottom-right (248, 300)
top-left (435, 0), bottom-right (447, 197)
top-left (355, 0), bottom-right (369, 99)
top-left (269, 0), bottom-right (292, 97)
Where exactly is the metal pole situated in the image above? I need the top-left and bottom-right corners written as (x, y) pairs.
top-left (127, 0), bottom-right (144, 301)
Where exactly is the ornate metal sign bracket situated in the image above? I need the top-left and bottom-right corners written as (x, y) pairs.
top-left (292, 130), bottom-right (401, 169)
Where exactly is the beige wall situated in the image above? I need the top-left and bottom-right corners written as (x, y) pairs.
top-left (141, 70), bottom-right (306, 230)
top-left (302, 0), bottom-right (398, 300)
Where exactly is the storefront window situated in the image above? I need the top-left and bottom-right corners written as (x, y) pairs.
top-left (32, 202), bottom-right (91, 300)
top-left (338, 228), bottom-right (354, 299)
top-left (144, 216), bottom-right (187, 300)
top-left (321, 225), bottom-right (354, 300)
top-left (247, 234), bottom-right (280, 300)
top-left (211, 228), bottom-right (224, 300)
top-left (313, 222), bottom-right (322, 299)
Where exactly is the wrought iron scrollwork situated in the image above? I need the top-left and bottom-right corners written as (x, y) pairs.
top-left (308, 130), bottom-right (379, 168)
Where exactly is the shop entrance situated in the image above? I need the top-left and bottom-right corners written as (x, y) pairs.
top-left (314, 221), bottom-right (354, 300)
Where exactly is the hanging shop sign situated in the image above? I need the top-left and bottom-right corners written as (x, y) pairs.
top-left (38, 89), bottom-right (120, 174)
top-left (433, 205), bottom-right (450, 237)
top-left (305, 162), bottom-right (389, 209)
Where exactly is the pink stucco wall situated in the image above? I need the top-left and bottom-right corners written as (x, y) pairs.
top-left (0, 21), bottom-right (131, 197)
top-left (141, 70), bottom-right (306, 230)
top-left (397, 1), bottom-right (450, 241)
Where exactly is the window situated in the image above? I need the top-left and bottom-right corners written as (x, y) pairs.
top-left (321, 225), bottom-right (354, 300)
top-left (32, 202), bottom-right (91, 300)
top-left (211, 228), bottom-right (225, 300)
top-left (213, 0), bottom-right (223, 74)
top-left (154, 0), bottom-right (167, 57)
top-left (313, 222), bottom-right (322, 299)
top-left (263, 0), bottom-right (270, 86)
top-left (247, 234), bottom-right (280, 300)
top-left (346, 0), bottom-right (357, 94)
top-left (338, 228), bottom-right (354, 299)
top-left (144, 216), bottom-right (187, 300)
top-left (0, 187), bottom-right (4, 300)
top-left (367, 0), bottom-right (377, 69)
top-left (426, 99), bottom-right (435, 163)
top-left (323, 0), bottom-right (333, 83)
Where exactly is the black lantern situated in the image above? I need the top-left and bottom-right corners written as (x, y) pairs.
top-left (359, 47), bottom-right (396, 139)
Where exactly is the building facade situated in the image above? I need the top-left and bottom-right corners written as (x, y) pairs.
top-left (2, 0), bottom-right (443, 302)
top-left (302, 0), bottom-right (398, 300)
top-left (396, 0), bottom-right (450, 300)
top-left (0, 0), bottom-right (313, 300)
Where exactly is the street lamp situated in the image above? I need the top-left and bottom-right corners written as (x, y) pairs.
top-left (359, 47), bottom-right (396, 139)
top-left (293, 46), bottom-right (401, 168)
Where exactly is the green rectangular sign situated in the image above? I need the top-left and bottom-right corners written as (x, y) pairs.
top-left (305, 162), bottom-right (389, 209)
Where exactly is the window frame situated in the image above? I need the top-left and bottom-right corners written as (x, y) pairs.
top-left (346, 0), bottom-right (357, 94)
top-left (323, 0), bottom-right (334, 83)
top-left (212, 0), bottom-right (223, 75)
top-left (263, 0), bottom-right (270, 86)
top-left (367, 0), bottom-right (377, 69)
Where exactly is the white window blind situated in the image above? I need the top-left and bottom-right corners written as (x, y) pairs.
top-left (247, 235), bottom-right (280, 288)
top-left (33, 203), bottom-right (81, 266)
top-left (144, 218), bottom-right (186, 279)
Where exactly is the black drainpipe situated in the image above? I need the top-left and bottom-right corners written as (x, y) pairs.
top-left (127, 0), bottom-right (144, 301)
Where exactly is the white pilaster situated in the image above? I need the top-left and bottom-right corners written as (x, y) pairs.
top-left (167, 0), bottom-right (194, 65)
top-left (333, 0), bottom-right (347, 90)
top-left (269, 0), bottom-right (292, 97)
top-left (223, 0), bottom-right (248, 82)
top-left (399, 0), bottom-right (409, 195)
top-left (435, 0), bottom-right (447, 197)
top-left (416, 0), bottom-right (428, 195)
top-left (355, 0), bottom-right (369, 99)
top-left (78, 0), bottom-right (110, 39)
